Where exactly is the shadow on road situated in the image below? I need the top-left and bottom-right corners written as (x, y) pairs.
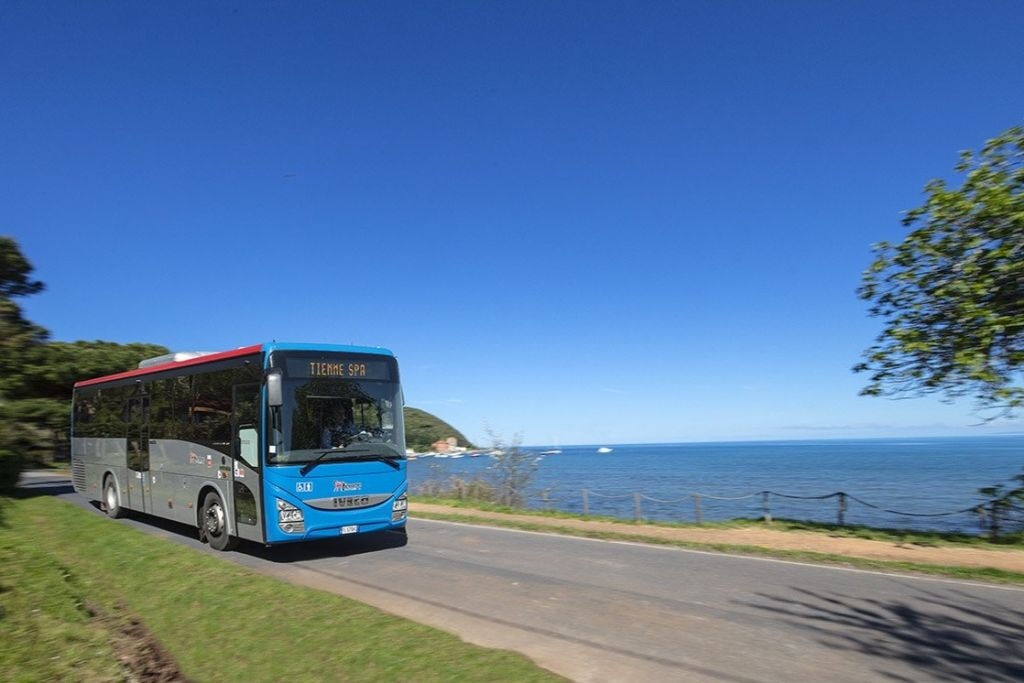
top-left (17, 473), bottom-right (408, 562)
top-left (12, 478), bottom-right (75, 499)
top-left (744, 583), bottom-right (1024, 681)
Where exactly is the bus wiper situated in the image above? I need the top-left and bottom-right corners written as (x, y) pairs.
top-left (299, 432), bottom-right (384, 475)
top-left (328, 453), bottom-right (403, 470)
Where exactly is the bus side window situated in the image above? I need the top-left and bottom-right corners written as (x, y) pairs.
top-left (233, 382), bottom-right (261, 469)
top-left (237, 426), bottom-right (258, 468)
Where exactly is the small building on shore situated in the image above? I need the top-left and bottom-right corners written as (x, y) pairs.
top-left (431, 436), bottom-right (461, 453)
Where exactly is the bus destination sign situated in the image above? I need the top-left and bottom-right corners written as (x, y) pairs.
top-left (284, 357), bottom-right (392, 381)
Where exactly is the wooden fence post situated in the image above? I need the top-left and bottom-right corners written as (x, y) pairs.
top-left (581, 489), bottom-right (589, 516)
top-left (837, 492), bottom-right (847, 526)
top-left (762, 491), bottom-right (772, 524)
top-left (692, 493), bottom-right (703, 525)
top-left (634, 492), bottom-right (643, 522)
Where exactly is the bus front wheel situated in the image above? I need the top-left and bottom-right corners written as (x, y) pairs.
top-left (103, 476), bottom-right (125, 519)
top-left (201, 491), bottom-right (238, 552)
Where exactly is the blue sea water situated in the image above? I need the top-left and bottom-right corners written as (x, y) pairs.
top-left (408, 436), bottom-right (1024, 532)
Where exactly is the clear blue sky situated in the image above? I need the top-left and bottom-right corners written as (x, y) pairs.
top-left (3, 2), bottom-right (1023, 445)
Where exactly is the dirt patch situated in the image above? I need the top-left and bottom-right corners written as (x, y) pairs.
top-left (411, 502), bottom-right (1024, 573)
top-left (86, 602), bottom-right (189, 682)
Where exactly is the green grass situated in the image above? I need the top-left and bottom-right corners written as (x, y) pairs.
top-left (0, 524), bottom-right (124, 681)
top-left (411, 495), bottom-right (1024, 548)
top-left (0, 495), bottom-right (560, 682)
top-left (411, 509), bottom-right (1024, 585)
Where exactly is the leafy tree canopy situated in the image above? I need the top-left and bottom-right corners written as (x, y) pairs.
top-left (0, 236), bottom-right (44, 298)
top-left (14, 340), bottom-right (169, 401)
top-left (856, 125), bottom-right (1024, 417)
top-left (0, 237), bottom-right (170, 462)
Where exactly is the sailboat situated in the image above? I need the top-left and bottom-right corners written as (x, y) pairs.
top-left (596, 446), bottom-right (613, 454)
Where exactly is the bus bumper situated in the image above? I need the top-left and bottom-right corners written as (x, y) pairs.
top-left (263, 487), bottom-right (408, 544)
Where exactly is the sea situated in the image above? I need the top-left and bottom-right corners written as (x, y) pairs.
top-left (407, 436), bottom-right (1024, 533)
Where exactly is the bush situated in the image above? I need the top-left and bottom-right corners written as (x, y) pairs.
top-left (0, 448), bottom-right (23, 493)
top-left (418, 475), bottom-right (496, 502)
top-left (484, 431), bottom-right (537, 508)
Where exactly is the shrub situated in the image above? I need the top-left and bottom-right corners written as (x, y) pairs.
top-left (418, 475), bottom-right (496, 502)
top-left (0, 448), bottom-right (23, 493)
top-left (484, 431), bottom-right (537, 508)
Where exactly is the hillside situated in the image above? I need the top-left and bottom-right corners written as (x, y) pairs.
top-left (404, 407), bottom-right (475, 451)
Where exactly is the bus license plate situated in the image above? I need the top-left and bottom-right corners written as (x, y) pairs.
top-left (341, 525), bottom-right (358, 535)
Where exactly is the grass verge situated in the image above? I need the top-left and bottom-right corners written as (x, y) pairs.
top-left (0, 495), bottom-right (560, 682)
top-left (411, 509), bottom-right (1024, 585)
top-left (410, 496), bottom-right (1024, 548)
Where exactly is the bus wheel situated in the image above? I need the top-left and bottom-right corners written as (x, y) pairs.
top-left (201, 491), bottom-right (238, 551)
top-left (104, 476), bottom-right (125, 519)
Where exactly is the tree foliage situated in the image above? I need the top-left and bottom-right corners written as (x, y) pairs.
top-left (855, 125), bottom-right (1024, 418)
top-left (484, 429), bottom-right (537, 508)
top-left (13, 340), bottom-right (169, 401)
top-left (0, 236), bottom-right (44, 298)
top-left (0, 237), bottom-right (168, 464)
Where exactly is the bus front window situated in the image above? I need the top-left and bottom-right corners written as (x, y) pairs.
top-left (267, 354), bottom-right (404, 465)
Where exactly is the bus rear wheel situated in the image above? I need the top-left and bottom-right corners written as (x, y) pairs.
top-left (201, 491), bottom-right (238, 552)
top-left (103, 476), bottom-right (125, 519)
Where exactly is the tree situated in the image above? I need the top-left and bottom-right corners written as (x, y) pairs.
top-left (0, 239), bottom-right (49, 398)
top-left (0, 236), bottom-right (48, 485)
top-left (6, 341), bottom-right (169, 462)
top-left (855, 125), bottom-right (1024, 419)
top-left (0, 237), bottom-right (169, 464)
top-left (0, 236), bottom-right (44, 298)
top-left (485, 429), bottom-right (538, 507)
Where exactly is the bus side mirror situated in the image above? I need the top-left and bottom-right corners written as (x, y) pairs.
top-left (266, 370), bottom-right (283, 407)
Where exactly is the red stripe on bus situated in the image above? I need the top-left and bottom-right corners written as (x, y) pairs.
top-left (73, 344), bottom-right (264, 388)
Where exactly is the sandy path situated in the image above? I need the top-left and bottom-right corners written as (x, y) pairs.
top-left (411, 502), bottom-right (1024, 572)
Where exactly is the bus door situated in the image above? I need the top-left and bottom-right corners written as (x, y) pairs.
top-left (126, 395), bottom-right (152, 513)
top-left (230, 383), bottom-right (263, 543)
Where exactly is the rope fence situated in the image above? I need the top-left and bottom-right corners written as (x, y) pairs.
top-left (414, 470), bottom-right (1024, 537)
top-left (469, 485), bottom-right (1023, 537)
top-left (548, 488), bottom-right (998, 523)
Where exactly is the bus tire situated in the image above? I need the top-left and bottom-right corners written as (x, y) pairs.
top-left (201, 491), bottom-right (238, 551)
top-left (103, 476), bottom-right (126, 519)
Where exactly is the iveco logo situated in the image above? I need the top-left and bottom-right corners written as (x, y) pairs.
top-left (331, 495), bottom-right (371, 509)
top-left (333, 480), bottom-right (362, 492)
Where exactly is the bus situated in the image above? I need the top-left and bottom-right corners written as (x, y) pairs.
top-left (70, 342), bottom-right (408, 551)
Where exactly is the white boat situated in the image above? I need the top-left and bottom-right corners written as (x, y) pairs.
top-left (540, 449), bottom-right (562, 455)
top-left (449, 453), bottom-right (464, 459)
top-left (596, 447), bottom-right (613, 454)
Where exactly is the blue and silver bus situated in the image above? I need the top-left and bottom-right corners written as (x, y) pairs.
top-left (71, 342), bottom-right (408, 551)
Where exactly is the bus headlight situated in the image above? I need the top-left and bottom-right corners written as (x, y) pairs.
top-left (392, 493), bottom-right (407, 512)
top-left (276, 499), bottom-right (305, 532)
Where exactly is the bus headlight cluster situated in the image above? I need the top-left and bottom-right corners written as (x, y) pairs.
top-left (392, 493), bottom-right (407, 521)
top-left (277, 498), bottom-right (305, 533)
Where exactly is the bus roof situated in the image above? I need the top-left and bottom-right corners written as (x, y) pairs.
top-left (73, 342), bottom-right (395, 388)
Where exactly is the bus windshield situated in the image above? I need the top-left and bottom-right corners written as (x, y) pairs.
top-left (268, 353), bottom-right (404, 465)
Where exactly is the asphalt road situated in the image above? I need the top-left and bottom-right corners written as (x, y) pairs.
top-left (23, 473), bottom-right (1024, 682)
